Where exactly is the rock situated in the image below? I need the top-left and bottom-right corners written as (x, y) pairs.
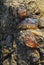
top-left (26, 1), bottom-right (41, 18)
top-left (0, 0), bottom-right (44, 65)
top-left (36, 0), bottom-right (44, 12)
top-left (39, 14), bottom-right (44, 27)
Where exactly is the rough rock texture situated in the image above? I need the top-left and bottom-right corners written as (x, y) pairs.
top-left (0, 0), bottom-right (44, 65)
top-left (36, 0), bottom-right (44, 12)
